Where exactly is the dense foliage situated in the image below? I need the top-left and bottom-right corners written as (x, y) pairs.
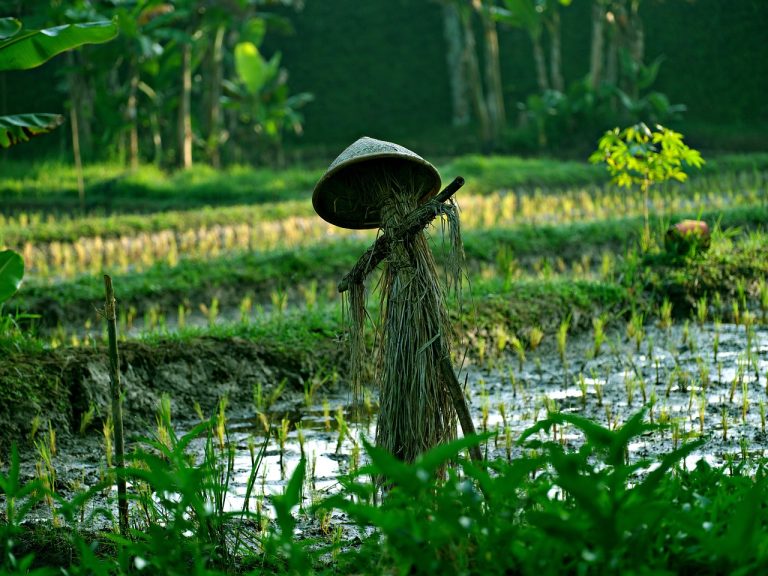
top-left (2, 1), bottom-right (767, 165)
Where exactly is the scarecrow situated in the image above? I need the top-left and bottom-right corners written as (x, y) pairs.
top-left (312, 137), bottom-right (481, 463)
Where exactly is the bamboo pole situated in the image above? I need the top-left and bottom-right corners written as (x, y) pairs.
top-left (439, 355), bottom-right (483, 463)
top-left (104, 275), bottom-right (128, 535)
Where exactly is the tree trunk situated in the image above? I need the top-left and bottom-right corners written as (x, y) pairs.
top-left (627, 0), bottom-right (644, 99)
top-left (67, 53), bottom-right (85, 212)
top-left (442, 3), bottom-right (470, 126)
top-left (589, 1), bottom-right (606, 90)
top-left (150, 109), bottom-right (163, 167)
top-left (547, 9), bottom-right (564, 93)
top-left (178, 41), bottom-right (193, 169)
top-left (532, 34), bottom-right (549, 93)
top-left (461, 8), bottom-right (492, 146)
top-left (208, 24), bottom-right (225, 168)
top-left (127, 68), bottom-right (140, 170)
top-left (476, 0), bottom-right (506, 134)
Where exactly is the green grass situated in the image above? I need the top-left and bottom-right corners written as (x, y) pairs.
top-left (0, 162), bottom-right (323, 213)
top-left (3, 152), bottom-right (766, 217)
top-left (439, 154), bottom-right (606, 194)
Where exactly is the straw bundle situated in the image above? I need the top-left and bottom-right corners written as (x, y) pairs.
top-left (342, 166), bottom-right (463, 463)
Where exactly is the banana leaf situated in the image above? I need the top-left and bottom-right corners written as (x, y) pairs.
top-left (0, 250), bottom-right (24, 304)
top-left (0, 113), bottom-right (64, 148)
top-left (0, 18), bottom-right (118, 72)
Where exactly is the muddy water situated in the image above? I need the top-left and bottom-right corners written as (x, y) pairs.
top-left (213, 320), bottom-right (767, 516)
top-left (12, 320), bottom-right (768, 527)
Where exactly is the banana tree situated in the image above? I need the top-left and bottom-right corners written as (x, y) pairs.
top-left (0, 15), bottom-right (118, 304)
top-left (222, 35), bottom-right (312, 164)
top-left (0, 16), bottom-right (118, 147)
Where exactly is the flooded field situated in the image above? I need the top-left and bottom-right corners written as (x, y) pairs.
top-left (219, 320), bottom-right (767, 511)
top-left (17, 317), bottom-right (766, 531)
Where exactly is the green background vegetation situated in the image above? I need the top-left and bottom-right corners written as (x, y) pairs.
top-left (2, 1), bottom-right (768, 574)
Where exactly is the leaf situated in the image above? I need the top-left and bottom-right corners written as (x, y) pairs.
top-left (0, 17), bottom-right (21, 41)
top-left (607, 408), bottom-right (657, 466)
top-left (720, 477), bottom-right (768, 561)
top-left (241, 17), bottom-right (266, 47)
top-left (234, 41), bottom-right (268, 95)
top-left (360, 437), bottom-right (418, 488)
top-left (634, 439), bottom-right (705, 498)
top-left (415, 432), bottom-right (492, 473)
top-left (0, 249), bottom-right (24, 304)
top-left (637, 56), bottom-right (664, 90)
top-left (0, 113), bottom-right (64, 148)
top-left (0, 19), bottom-right (119, 72)
top-left (273, 457), bottom-right (306, 536)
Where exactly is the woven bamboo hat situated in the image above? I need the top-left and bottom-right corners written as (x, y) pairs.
top-left (312, 136), bottom-right (441, 229)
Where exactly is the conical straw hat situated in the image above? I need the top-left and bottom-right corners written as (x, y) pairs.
top-left (312, 136), bottom-right (441, 229)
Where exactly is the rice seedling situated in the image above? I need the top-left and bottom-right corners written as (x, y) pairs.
top-left (34, 425), bottom-right (58, 527)
top-left (625, 376), bottom-right (636, 407)
top-left (648, 389), bottom-right (658, 423)
top-left (177, 303), bottom-right (188, 329)
top-left (577, 373), bottom-right (588, 409)
top-left (591, 314), bottom-right (606, 357)
top-left (658, 297), bottom-right (673, 330)
top-left (78, 402), bottom-right (96, 436)
top-left (27, 414), bottom-right (42, 442)
top-left (557, 316), bottom-right (570, 377)
top-left (696, 294), bottom-right (708, 325)
top-left (323, 398), bottom-right (331, 432)
top-left (239, 295), bottom-right (253, 323)
top-left (698, 394), bottom-right (707, 435)
top-left (510, 334), bottom-right (526, 370)
top-left (759, 278), bottom-right (768, 322)
top-left (627, 310), bottom-right (644, 352)
top-left (200, 297), bottom-right (220, 327)
top-left (335, 406), bottom-right (348, 455)
top-left (270, 288), bottom-right (288, 316)
top-left (278, 417), bottom-right (291, 472)
top-left (298, 279), bottom-right (318, 311)
top-left (713, 320), bottom-right (720, 362)
top-left (526, 325), bottom-right (544, 351)
top-left (594, 380), bottom-right (605, 407)
top-left (742, 380), bottom-right (750, 423)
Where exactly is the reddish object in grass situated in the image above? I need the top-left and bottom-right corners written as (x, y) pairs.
top-left (664, 220), bottom-right (711, 255)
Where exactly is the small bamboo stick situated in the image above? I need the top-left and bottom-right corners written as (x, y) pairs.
top-left (104, 275), bottom-right (128, 535)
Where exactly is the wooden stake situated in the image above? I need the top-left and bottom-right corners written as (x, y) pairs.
top-left (439, 355), bottom-right (483, 463)
top-left (104, 275), bottom-right (128, 535)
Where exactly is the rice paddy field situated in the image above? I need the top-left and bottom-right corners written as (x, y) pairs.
top-left (2, 153), bottom-right (768, 575)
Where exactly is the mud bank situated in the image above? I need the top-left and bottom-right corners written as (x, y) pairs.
top-left (0, 336), bottom-right (344, 452)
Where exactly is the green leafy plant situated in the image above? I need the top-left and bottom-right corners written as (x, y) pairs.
top-left (0, 250), bottom-right (24, 307)
top-left (590, 122), bottom-right (704, 245)
top-left (0, 16), bottom-right (118, 147)
top-left (222, 25), bottom-right (313, 162)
